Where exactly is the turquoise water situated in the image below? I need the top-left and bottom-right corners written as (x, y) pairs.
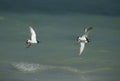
top-left (0, 12), bottom-right (120, 81)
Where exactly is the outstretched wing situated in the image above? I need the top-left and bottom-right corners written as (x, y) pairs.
top-left (84, 27), bottom-right (93, 37)
top-left (29, 26), bottom-right (36, 41)
top-left (79, 42), bottom-right (85, 56)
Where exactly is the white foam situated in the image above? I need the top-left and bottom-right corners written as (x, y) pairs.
top-left (12, 62), bottom-right (40, 72)
top-left (58, 66), bottom-right (79, 73)
top-left (11, 62), bottom-right (80, 73)
top-left (12, 62), bottom-right (58, 73)
top-left (12, 62), bottom-right (111, 74)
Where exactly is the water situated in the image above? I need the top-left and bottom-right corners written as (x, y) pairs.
top-left (0, 12), bottom-right (120, 81)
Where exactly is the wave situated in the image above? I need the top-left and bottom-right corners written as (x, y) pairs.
top-left (81, 67), bottom-right (111, 74)
top-left (11, 62), bottom-right (79, 73)
top-left (11, 62), bottom-right (111, 74)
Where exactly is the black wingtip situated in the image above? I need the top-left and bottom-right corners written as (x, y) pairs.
top-left (88, 27), bottom-right (93, 30)
top-left (37, 40), bottom-right (40, 43)
top-left (76, 36), bottom-right (79, 41)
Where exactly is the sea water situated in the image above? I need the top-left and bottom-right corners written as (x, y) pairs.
top-left (0, 12), bottom-right (120, 81)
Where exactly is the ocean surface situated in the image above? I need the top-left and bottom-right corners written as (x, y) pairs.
top-left (0, 12), bottom-right (120, 81)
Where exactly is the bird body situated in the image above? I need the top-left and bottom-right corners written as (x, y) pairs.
top-left (78, 27), bottom-right (93, 56)
top-left (26, 26), bottom-right (39, 48)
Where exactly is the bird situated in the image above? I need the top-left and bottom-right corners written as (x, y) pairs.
top-left (26, 26), bottom-right (39, 48)
top-left (77, 27), bottom-right (93, 56)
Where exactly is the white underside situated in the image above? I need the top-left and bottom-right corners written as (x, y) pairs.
top-left (78, 36), bottom-right (88, 56)
top-left (27, 39), bottom-right (37, 44)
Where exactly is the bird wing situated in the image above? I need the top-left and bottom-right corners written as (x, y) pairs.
top-left (26, 43), bottom-right (31, 48)
top-left (79, 42), bottom-right (85, 56)
top-left (84, 27), bottom-right (93, 37)
top-left (77, 36), bottom-right (81, 43)
top-left (29, 26), bottom-right (36, 41)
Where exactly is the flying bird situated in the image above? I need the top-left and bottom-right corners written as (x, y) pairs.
top-left (26, 26), bottom-right (39, 48)
top-left (77, 27), bottom-right (93, 56)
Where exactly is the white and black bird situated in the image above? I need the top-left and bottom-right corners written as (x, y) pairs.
top-left (26, 26), bottom-right (39, 48)
top-left (77, 27), bottom-right (93, 56)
